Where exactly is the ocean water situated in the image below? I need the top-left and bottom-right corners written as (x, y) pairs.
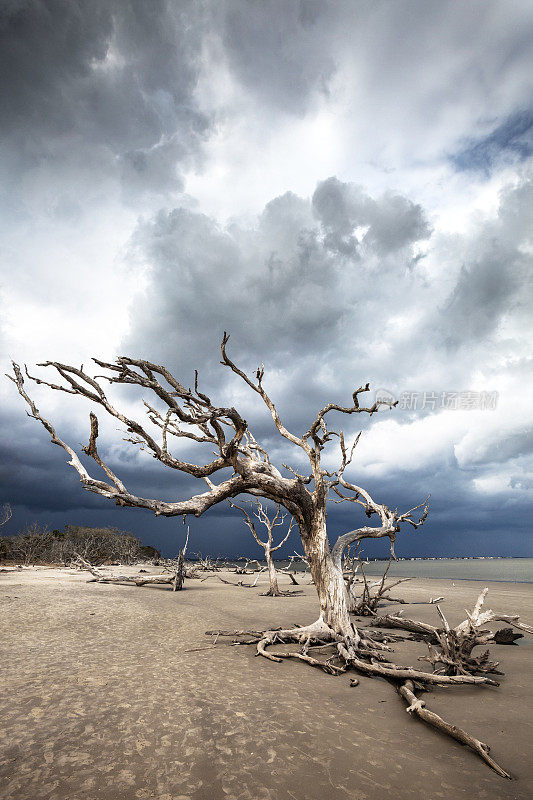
top-left (269, 557), bottom-right (533, 583)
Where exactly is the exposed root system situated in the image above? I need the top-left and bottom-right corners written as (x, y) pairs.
top-left (206, 594), bottom-right (521, 780)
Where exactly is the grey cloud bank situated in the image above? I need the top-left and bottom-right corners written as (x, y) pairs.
top-left (1, 0), bottom-right (532, 557)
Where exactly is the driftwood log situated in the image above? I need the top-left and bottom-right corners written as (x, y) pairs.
top-left (397, 681), bottom-right (511, 779)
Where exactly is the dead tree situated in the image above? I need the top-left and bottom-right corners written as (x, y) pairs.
top-left (8, 336), bottom-right (426, 647)
top-left (229, 500), bottom-right (294, 595)
top-left (193, 553), bottom-right (221, 572)
top-left (349, 555), bottom-right (412, 615)
top-left (172, 526), bottom-right (189, 591)
top-left (73, 555), bottom-right (179, 588)
top-left (8, 336), bottom-right (515, 777)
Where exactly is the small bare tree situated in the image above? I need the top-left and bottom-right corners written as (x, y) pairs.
top-left (1, 504), bottom-right (12, 527)
top-left (229, 500), bottom-right (294, 596)
top-left (348, 555), bottom-right (412, 615)
top-left (12, 522), bottom-right (51, 565)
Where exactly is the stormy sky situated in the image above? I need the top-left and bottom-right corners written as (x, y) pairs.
top-left (1, 0), bottom-right (532, 558)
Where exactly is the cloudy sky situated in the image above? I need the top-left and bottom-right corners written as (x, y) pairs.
top-left (1, 0), bottom-right (532, 558)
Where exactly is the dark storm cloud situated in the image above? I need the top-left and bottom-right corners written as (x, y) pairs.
top-left (0, 0), bottom-right (341, 207)
top-left (312, 177), bottom-right (430, 257)
top-left (440, 252), bottom-right (518, 347)
top-left (3, 0), bottom-right (532, 211)
top-left (0, 0), bottom-right (209, 199)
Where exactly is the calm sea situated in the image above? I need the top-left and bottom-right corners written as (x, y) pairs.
top-left (268, 557), bottom-right (533, 583)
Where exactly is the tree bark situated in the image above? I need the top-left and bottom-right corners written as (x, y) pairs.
top-left (265, 546), bottom-right (281, 596)
top-left (172, 549), bottom-right (185, 591)
top-left (302, 512), bottom-right (357, 641)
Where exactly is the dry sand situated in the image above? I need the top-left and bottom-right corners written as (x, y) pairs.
top-left (1, 565), bottom-right (532, 800)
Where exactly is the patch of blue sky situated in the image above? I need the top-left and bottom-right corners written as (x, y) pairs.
top-left (449, 110), bottom-right (533, 175)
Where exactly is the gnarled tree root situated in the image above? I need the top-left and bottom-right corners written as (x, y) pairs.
top-left (398, 681), bottom-right (511, 779)
top-left (209, 618), bottom-right (500, 686)
top-left (207, 617), bottom-right (510, 778)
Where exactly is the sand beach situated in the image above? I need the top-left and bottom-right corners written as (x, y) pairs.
top-left (1, 566), bottom-right (532, 800)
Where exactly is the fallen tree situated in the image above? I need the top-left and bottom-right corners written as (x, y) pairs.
top-left (73, 528), bottom-right (190, 591)
top-left (8, 335), bottom-right (521, 778)
top-left (232, 557), bottom-right (263, 574)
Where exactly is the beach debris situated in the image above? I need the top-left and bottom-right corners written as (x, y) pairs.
top-left (373, 588), bottom-right (533, 677)
top-left (73, 554), bottom-right (185, 589)
top-left (398, 680), bottom-right (511, 779)
top-left (494, 628), bottom-right (523, 645)
top-left (171, 527), bottom-right (189, 591)
top-left (71, 530), bottom-right (191, 590)
top-left (193, 553), bottom-right (222, 572)
top-left (343, 552), bottom-right (413, 615)
top-left (276, 554), bottom-right (303, 585)
top-left (232, 557), bottom-right (263, 574)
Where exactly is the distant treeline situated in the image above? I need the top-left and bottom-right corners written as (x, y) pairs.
top-left (0, 524), bottom-right (161, 565)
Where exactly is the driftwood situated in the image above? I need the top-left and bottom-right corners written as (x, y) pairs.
top-left (73, 543), bottom-right (189, 590)
top-left (374, 588), bottom-right (532, 677)
top-left (192, 553), bottom-right (222, 572)
top-left (348, 555), bottom-right (413, 615)
top-left (216, 571), bottom-right (265, 588)
top-left (398, 681), bottom-right (511, 779)
top-left (373, 613), bottom-right (440, 640)
top-left (232, 557), bottom-right (263, 574)
top-left (214, 570), bottom-right (302, 594)
top-left (281, 570), bottom-right (300, 586)
top-left (171, 529), bottom-right (188, 591)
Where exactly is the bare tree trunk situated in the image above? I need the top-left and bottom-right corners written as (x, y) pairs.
top-left (172, 549), bottom-right (184, 591)
top-left (172, 526), bottom-right (189, 591)
top-left (265, 546), bottom-right (281, 596)
top-left (303, 513), bottom-right (357, 641)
